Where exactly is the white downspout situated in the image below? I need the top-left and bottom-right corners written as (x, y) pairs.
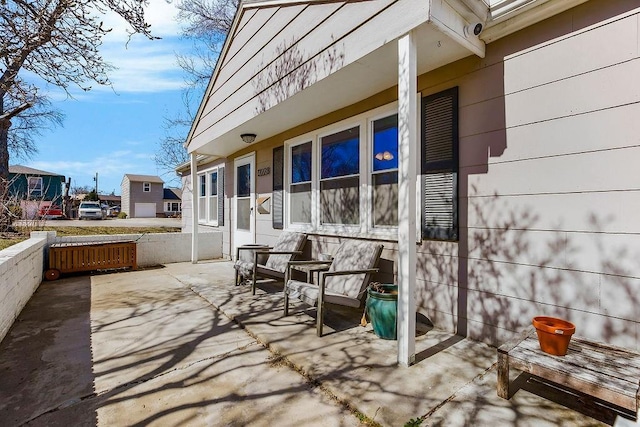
top-left (190, 152), bottom-right (199, 264)
top-left (397, 31), bottom-right (417, 367)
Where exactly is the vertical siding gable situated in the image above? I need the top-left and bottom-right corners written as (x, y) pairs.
top-left (252, 0), bottom-right (398, 113)
top-left (223, 6), bottom-right (276, 63)
top-left (198, 2), bottom-right (346, 131)
top-left (191, 0), bottom-right (431, 147)
top-left (213, 4), bottom-right (309, 94)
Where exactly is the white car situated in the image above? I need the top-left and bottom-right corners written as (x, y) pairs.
top-left (78, 201), bottom-right (106, 220)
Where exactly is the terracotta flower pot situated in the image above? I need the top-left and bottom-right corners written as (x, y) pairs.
top-left (532, 316), bottom-right (576, 356)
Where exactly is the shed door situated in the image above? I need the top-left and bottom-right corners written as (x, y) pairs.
top-left (135, 203), bottom-right (156, 218)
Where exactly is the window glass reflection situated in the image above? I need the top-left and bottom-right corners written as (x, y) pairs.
top-left (373, 171), bottom-right (398, 226)
top-left (291, 183), bottom-right (312, 223)
top-left (199, 175), bottom-right (206, 197)
top-left (237, 198), bottom-right (250, 230)
top-left (320, 176), bottom-right (359, 225)
top-left (373, 115), bottom-right (398, 172)
top-left (292, 142), bottom-right (312, 183)
top-left (237, 164), bottom-right (251, 197)
top-left (321, 127), bottom-right (359, 179)
top-left (210, 172), bottom-right (218, 196)
top-left (372, 115), bottom-right (398, 227)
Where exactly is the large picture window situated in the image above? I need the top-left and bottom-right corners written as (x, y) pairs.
top-left (284, 105), bottom-right (398, 236)
top-left (320, 126), bottom-right (360, 225)
top-left (197, 166), bottom-right (224, 226)
top-left (281, 93), bottom-right (457, 241)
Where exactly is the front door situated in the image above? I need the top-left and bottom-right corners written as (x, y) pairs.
top-left (233, 153), bottom-right (256, 258)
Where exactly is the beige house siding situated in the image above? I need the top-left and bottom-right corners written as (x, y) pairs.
top-left (188, 0), bottom-right (640, 349)
top-left (418, 0), bottom-right (640, 348)
top-left (120, 176), bottom-right (131, 218)
top-left (121, 175), bottom-right (164, 218)
top-left (182, 160), bottom-right (232, 258)
top-left (181, 174), bottom-right (193, 233)
top-left (132, 183), bottom-right (163, 217)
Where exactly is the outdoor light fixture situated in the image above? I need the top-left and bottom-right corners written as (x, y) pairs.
top-left (375, 151), bottom-right (394, 161)
top-left (241, 133), bottom-right (257, 144)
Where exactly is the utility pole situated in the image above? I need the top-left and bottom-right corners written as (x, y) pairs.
top-left (93, 172), bottom-right (98, 196)
top-left (63, 177), bottom-right (71, 218)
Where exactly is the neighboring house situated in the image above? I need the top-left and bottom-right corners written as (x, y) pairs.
top-left (8, 165), bottom-right (65, 219)
top-left (163, 188), bottom-right (182, 217)
top-left (98, 194), bottom-right (121, 207)
top-left (120, 174), bottom-right (164, 218)
top-left (178, 0), bottom-right (640, 363)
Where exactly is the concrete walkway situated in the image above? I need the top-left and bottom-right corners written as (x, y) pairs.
top-left (0, 261), bottom-right (631, 426)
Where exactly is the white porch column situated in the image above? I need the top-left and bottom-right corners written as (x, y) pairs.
top-left (397, 31), bottom-right (417, 366)
top-left (190, 152), bottom-right (199, 264)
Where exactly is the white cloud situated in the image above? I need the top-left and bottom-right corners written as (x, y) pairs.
top-left (100, 0), bottom-right (182, 42)
top-left (30, 150), bottom-right (183, 194)
top-left (19, 0), bottom-right (193, 99)
top-left (89, 0), bottom-right (189, 94)
top-left (31, 150), bottom-right (155, 186)
top-left (96, 40), bottom-right (187, 93)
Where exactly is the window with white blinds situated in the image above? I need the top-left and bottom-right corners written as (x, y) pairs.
top-left (421, 87), bottom-right (459, 241)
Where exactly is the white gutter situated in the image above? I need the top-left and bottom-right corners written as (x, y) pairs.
top-left (490, 0), bottom-right (543, 21)
top-left (452, 0), bottom-right (490, 22)
top-left (481, 0), bottom-right (590, 42)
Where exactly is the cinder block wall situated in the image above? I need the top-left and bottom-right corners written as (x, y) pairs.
top-left (0, 232), bottom-right (53, 343)
top-left (0, 231), bottom-right (223, 343)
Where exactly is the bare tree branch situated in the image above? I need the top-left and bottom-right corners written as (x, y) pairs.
top-left (0, 0), bottom-right (155, 224)
top-left (155, 0), bottom-right (237, 172)
top-left (0, 101), bottom-right (32, 121)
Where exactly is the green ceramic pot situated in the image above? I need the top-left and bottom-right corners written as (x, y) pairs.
top-left (366, 284), bottom-right (398, 340)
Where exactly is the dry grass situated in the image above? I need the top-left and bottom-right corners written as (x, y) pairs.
top-left (0, 226), bottom-right (181, 251)
top-left (0, 233), bottom-right (25, 251)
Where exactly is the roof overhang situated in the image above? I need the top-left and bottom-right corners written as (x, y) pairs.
top-left (185, 0), bottom-right (586, 158)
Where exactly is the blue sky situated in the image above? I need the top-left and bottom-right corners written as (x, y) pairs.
top-left (23, 0), bottom-right (198, 195)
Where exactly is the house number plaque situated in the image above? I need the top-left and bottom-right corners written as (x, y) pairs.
top-left (257, 167), bottom-right (271, 176)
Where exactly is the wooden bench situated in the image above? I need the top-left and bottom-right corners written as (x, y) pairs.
top-left (46, 241), bottom-right (137, 280)
top-left (497, 326), bottom-right (640, 415)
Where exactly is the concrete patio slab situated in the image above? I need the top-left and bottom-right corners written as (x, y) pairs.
top-left (0, 262), bottom-right (358, 427)
top-left (0, 260), bottom-right (635, 426)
